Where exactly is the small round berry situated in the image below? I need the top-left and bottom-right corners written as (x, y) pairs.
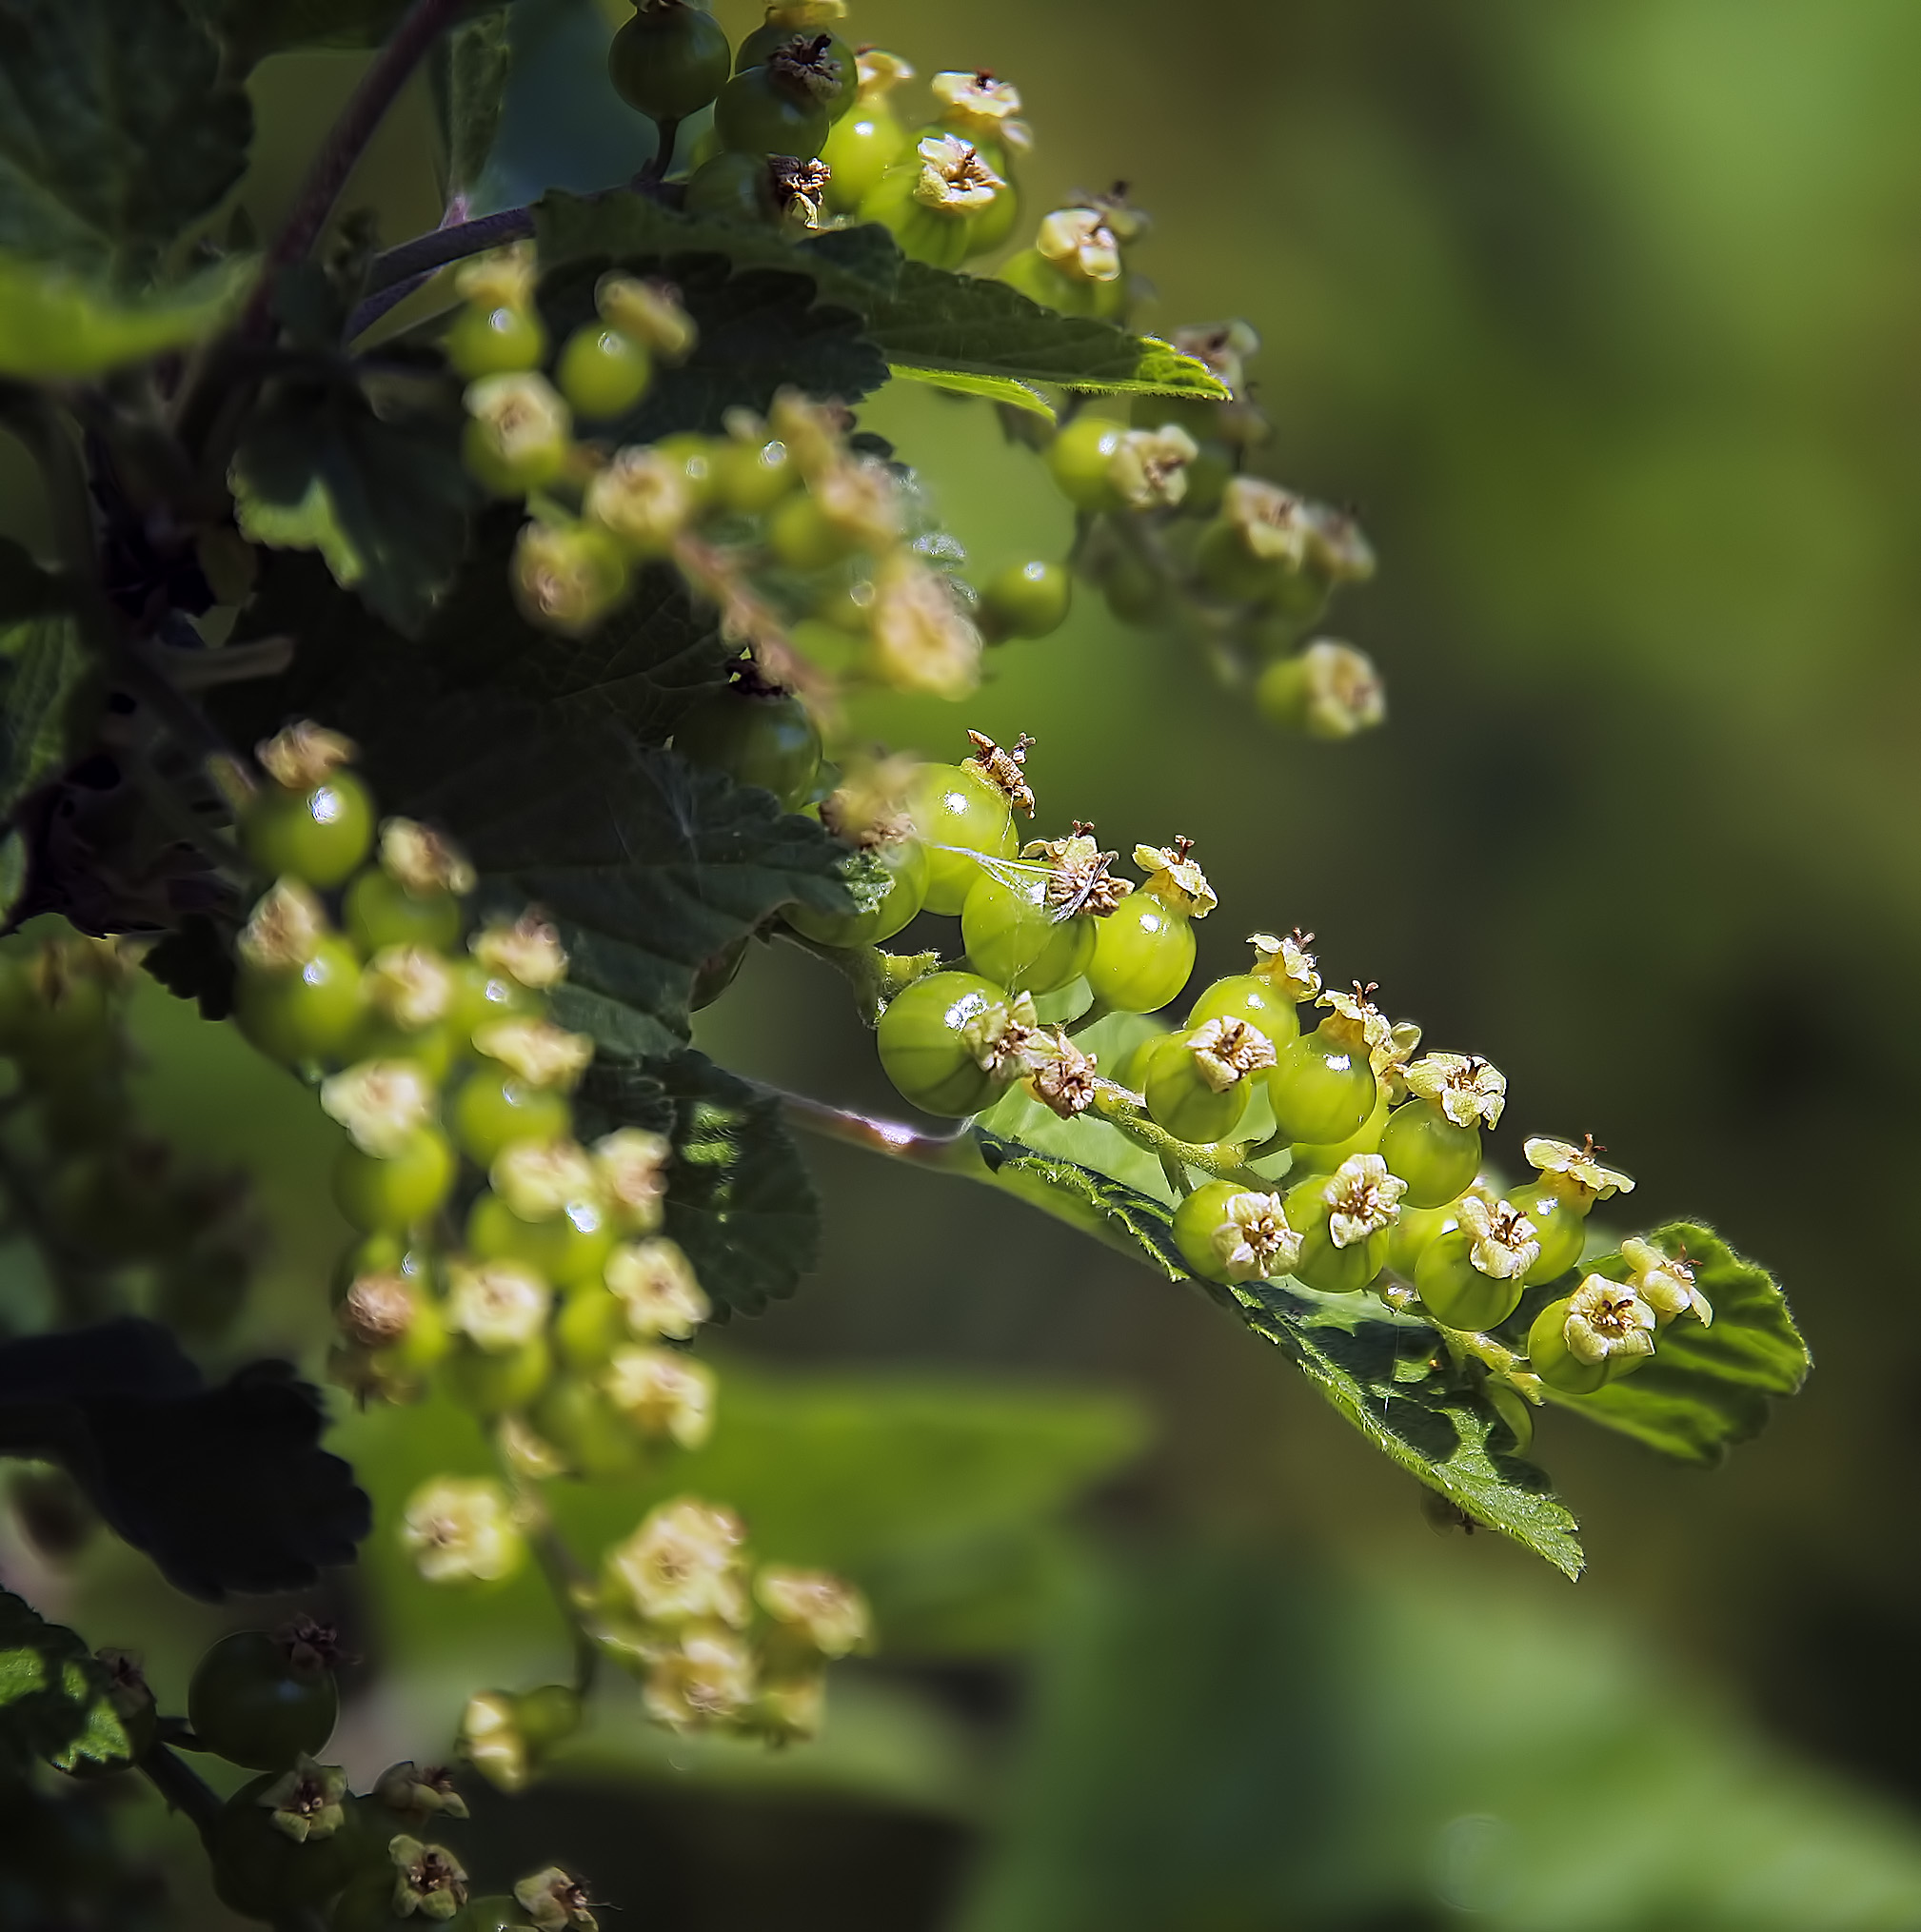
top-left (906, 757), bottom-right (1020, 915)
top-left (554, 1280), bottom-right (628, 1372)
top-left (511, 520), bottom-right (631, 637)
top-left (443, 1335), bottom-right (554, 1416)
top-left (451, 1066), bottom-right (573, 1167)
top-left (1266, 1020), bottom-right (1377, 1145)
top-left (607, 0), bottom-right (733, 122)
top-left (1377, 1097), bottom-right (1481, 1210)
top-left (1188, 973), bottom-right (1302, 1050)
top-left (332, 1129), bottom-right (456, 1234)
top-left (1257, 641), bottom-right (1386, 740)
top-left (737, 19), bottom-right (856, 106)
top-left (1143, 1017), bottom-right (1272, 1144)
top-left (960, 866), bottom-right (1095, 995)
top-left (242, 773), bottom-right (375, 890)
top-left (821, 94), bottom-right (909, 209)
top-left (876, 970), bottom-right (1032, 1116)
top-left (1285, 1155), bottom-right (1404, 1295)
top-left (1172, 1179), bottom-right (1303, 1286)
top-left (710, 429), bottom-right (799, 513)
top-left (445, 301), bottom-right (547, 381)
top-left (1084, 892), bottom-right (1193, 1015)
top-left (556, 323), bottom-right (652, 421)
top-left (860, 133), bottom-right (1005, 267)
top-left (1414, 1207), bottom-right (1533, 1332)
top-left (713, 62), bottom-right (830, 157)
top-left (189, 1627), bottom-right (339, 1771)
top-left (533, 1375), bottom-right (644, 1479)
top-left (462, 373), bottom-right (572, 500)
top-left (1286, 1089), bottom-right (1390, 1177)
top-left (785, 835), bottom-right (929, 947)
top-left (468, 1181), bottom-right (615, 1289)
top-left (1507, 1175), bottom-right (1587, 1285)
top-left (672, 677), bottom-right (821, 809)
top-left (1385, 1194), bottom-right (1461, 1278)
top-left (1043, 415), bottom-right (1124, 511)
top-left (234, 938), bottom-right (365, 1066)
top-left (980, 560), bottom-right (1071, 641)
top-left (1526, 1296), bottom-right (1608, 1394)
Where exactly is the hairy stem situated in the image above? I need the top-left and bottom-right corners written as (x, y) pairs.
top-left (1376, 1280), bottom-right (1545, 1403)
top-left (766, 1084), bottom-right (989, 1175)
top-left (138, 1741), bottom-right (224, 1838)
top-left (1089, 1086), bottom-right (1278, 1188)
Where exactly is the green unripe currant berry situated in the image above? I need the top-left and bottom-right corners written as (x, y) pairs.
top-left (444, 1335), bottom-right (553, 1416)
top-left (462, 375), bottom-right (573, 500)
top-left (1085, 893), bottom-right (1194, 1015)
top-left (683, 149), bottom-right (782, 226)
top-left (608, 0), bottom-right (733, 121)
top-left (512, 519), bottom-right (631, 636)
top-left (447, 956), bottom-right (544, 1048)
top-left (533, 1376), bottom-right (644, 1479)
top-left (1171, 1178), bottom-right (1280, 1285)
top-left (344, 868), bottom-right (462, 956)
top-left (1287, 1089), bottom-right (1389, 1176)
top-left (1000, 246), bottom-right (1128, 322)
top-left (1284, 1178), bottom-right (1389, 1295)
top-left (332, 1129), bottom-right (455, 1234)
top-left (672, 679), bottom-right (821, 809)
top-left (516, 1683), bottom-right (584, 1748)
top-left (348, 1013), bottom-right (456, 1085)
top-left (737, 19), bottom-right (852, 86)
top-left (877, 969), bottom-right (1025, 1116)
top-left (451, 1065), bottom-right (573, 1167)
top-left (445, 301), bottom-right (547, 381)
top-left (859, 160), bottom-right (979, 269)
top-left (467, 1188), bottom-right (615, 1289)
top-left (906, 761), bottom-right (1018, 915)
top-left (980, 560), bottom-right (1072, 641)
top-left (713, 64), bottom-right (830, 157)
top-left (209, 1780), bottom-right (368, 1918)
top-left (1385, 1195), bottom-right (1460, 1277)
top-left (1509, 1178), bottom-right (1587, 1286)
top-left (1112, 1025), bottom-right (1173, 1094)
top-left (1266, 1020), bottom-right (1376, 1144)
top-left (1044, 415), bottom-right (1124, 511)
top-left (1415, 1229), bottom-right (1526, 1332)
top-left (556, 323), bottom-right (652, 421)
top-left (234, 942), bottom-right (366, 1066)
top-left (1143, 1031), bottom-right (1254, 1144)
top-left (242, 772), bottom-right (375, 888)
top-left (1526, 1296), bottom-right (1609, 1394)
top-left (555, 1280), bottom-right (628, 1372)
top-left (188, 1629), bottom-right (338, 1771)
top-left (711, 431), bottom-right (799, 513)
top-left (736, 26), bottom-right (855, 122)
top-left (960, 867), bottom-right (1095, 995)
top-left (1099, 548), bottom-right (1167, 628)
top-left (822, 100), bottom-right (908, 210)
top-left (766, 489), bottom-right (859, 570)
top-left (1188, 974), bottom-right (1302, 1050)
top-left (785, 836), bottom-right (930, 947)
top-left (1377, 1097), bottom-right (1481, 1210)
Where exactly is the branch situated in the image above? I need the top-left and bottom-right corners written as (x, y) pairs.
top-left (138, 1741), bottom-right (224, 1838)
top-left (763, 1083), bottom-right (990, 1175)
top-left (1377, 1280), bottom-right (1545, 1403)
top-left (346, 205), bottom-right (539, 343)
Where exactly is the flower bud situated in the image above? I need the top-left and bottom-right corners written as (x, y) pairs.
top-left (1257, 641), bottom-right (1385, 739)
top-left (374, 1761), bottom-right (469, 1823)
top-left (338, 1271), bottom-right (419, 1349)
top-left (471, 911), bottom-right (568, 991)
top-left (455, 242), bottom-right (537, 311)
top-left (321, 1058), bottom-right (437, 1156)
top-left (458, 1690), bottom-right (528, 1793)
top-left (257, 720), bottom-right (356, 790)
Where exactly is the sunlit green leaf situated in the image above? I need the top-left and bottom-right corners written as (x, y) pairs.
top-left (0, 608), bottom-right (90, 817)
top-left (0, 1588), bottom-right (129, 1778)
top-left (1541, 1220), bottom-right (1811, 1463)
top-left (0, 253), bottom-right (253, 378)
top-left (888, 364), bottom-right (1057, 420)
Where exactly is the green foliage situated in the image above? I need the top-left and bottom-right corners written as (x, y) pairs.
top-left (194, 0), bottom-right (411, 70)
top-left (1546, 1222), bottom-right (1811, 1463)
top-left (440, 9), bottom-right (515, 200)
top-left (0, 0), bottom-right (250, 276)
top-left (886, 365), bottom-right (1057, 420)
top-left (0, 1588), bottom-right (129, 1779)
top-left (0, 603), bottom-right (89, 818)
top-left (0, 253), bottom-right (253, 378)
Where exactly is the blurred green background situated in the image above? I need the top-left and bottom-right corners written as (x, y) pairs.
top-left (10, 0), bottom-right (1921, 1924)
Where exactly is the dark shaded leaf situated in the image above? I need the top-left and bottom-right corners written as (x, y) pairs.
top-left (0, 1320), bottom-right (369, 1600)
top-left (577, 1048), bottom-right (822, 1319)
top-left (140, 912), bottom-right (238, 1019)
top-left (0, 0), bottom-right (251, 275)
top-left (0, 610), bottom-right (93, 818)
top-left (230, 376), bottom-right (479, 635)
top-left (0, 1589), bottom-right (129, 1779)
top-left (0, 538), bottom-right (59, 623)
top-left (442, 8), bottom-right (514, 199)
top-left (1542, 1220), bottom-right (1811, 1464)
top-left (195, 0), bottom-right (411, 70)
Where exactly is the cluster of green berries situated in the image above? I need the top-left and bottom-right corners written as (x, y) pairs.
top-left (0, 931), bottom-right (257, 1339)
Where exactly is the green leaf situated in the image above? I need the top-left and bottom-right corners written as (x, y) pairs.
top-left (0, 537), bottom-right (58, 624)
top-left (194, 0), bottom-right (410, 69)
top-left (861, 263), bottom-right (1232, 400)
top-left (576, 1049), bottom-right (822, 1321)
top-left (230, 375), bottom-right (478, 635)
top-left (0, 1589), bottom-right (129, 1778)
top-left (0, 609), bottom-right (90, 818)
top-left (888, 363), bottom-right (1058, 421)
top-left (0, 0), bottom-right (251, 275)
top-left (441, 9), bottom-right (514, 200)
top-left (1541, 1219), bottom-right (1811, 1463)
top-left (970, 1129), bottom-right (1584, 1578)
top-left (0, 252), bottom-right (253, 378)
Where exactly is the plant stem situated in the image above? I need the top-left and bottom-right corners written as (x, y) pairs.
top-left (644, 117), bottom-right (683, 182)
top-left (764, 1083), bottom-right (988, 1175)
top-left (1376, 1280), bottom-right (1545, 1403)
top-left (346, 205), bottom-right (540, 341)
top-left (138, 1741), bottom-right (224, 1839)
top-left (1089, 1087), bottom-right (1275, 1188)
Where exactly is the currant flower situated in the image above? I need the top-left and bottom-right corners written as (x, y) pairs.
top-left (511, 520), bottom-right (628, 637)
top-left (337, 1271), bottom-right (418, 1349)
top-left (472, 911), bottom-right (569, 990)
top-left (1317, 981), bottom-right (1394, 1057)
top-left (1133, 838), bottom-right (1217, 917)
top-left (1026, 1030), bottom-right (1100, 1118)
top-left (963, 728), bottom-right (1036, 815)
top-left (258, 1755), bottom-right (348, 1843)
top-left (595, 273), bottom-right (697, 360)
top-left (400, 1476), bottom-right (525, 1585)
top-left (1248, 928), bottom-right (1321, 1001)
top-left (1561, 1274), bottom-right (1657, 1366)
top-left (388, 1837), bottom-right (469, 1922)
top-left (1264, 641), bottom-right (1386, 739)
top-left (1188, 1015), bottom-right (1277, 1093)
top-left (366, 946), bottom-right (456, 1030)
top-left (584, 444), bottom-right (696, 556)
top-left (756, 1567), bottom-right (873, 1657)
top-left (1219, 477), bottom-right (1312, 565)
top-left (602, 1347), bottom-right (716, 1449)
top-left (810, 455), bottom-right (904, 550)
top-left (1207, 1190), bottom-right (1303, 1283)
top-left (454, 242), bottom-right (537, 311)
top-left (930, 69), bottom-right (1032, 151)
top-left (1108, 424), bottom-right (1199, 510)
top-left (1456, 1194), bottom-right (1540, 1280)
top-left (1302, 502), bottom-right (1377, 582)
top-left (320, 1058), bottom-right (436, 1157)
top-left (1023, 823), bottom-right (1133, 915)
top-left (257, 720), bottom-right (356, 789)
top-left (465, 371), bottom-right (570, 466)
top-left (607, 1497), bottom-right (749, 1627)
top-left (768, 388), bottom-right (849, 482)
top-left (910, 132), bottom-right (1005, 213)
top-left (819, 753), bottom-right (919, 847)
top-left (1036, 206), bottom-right (1122, 284)
top-left (446, 1259), bottom-right (550, 1352)
top-left (960, 988), bottom-right (1045, 1075)
top-left (1404, 1052), bottom-right (1508, 1129)
top-left (1321, 1153), bottom-right (1406, 1249)
top-left (498, 1414), bottom-right (570, 1481)
top-left (515, 1866), bottom-right (602, 1932)
top-left (237, 879), bottom-right (329, 970)
top-left (474, 1017), bottom-right (596, 1090)
top-left (1372, 1018), bottom-right (1423, 1096)
top-left (768, 154), bottom-right (833, 228)
top-left (492, 1138), bottom-right (601, 1220)
top-left (592, 1131), bottom-right (673, 1234)
top-left (1171, 320), bottom-right (1262, 398)
top-left (1524, 1134), bottom-right (1636, 1203)
top-left (867, 550), bottom-right (982, 698)
top-left (643, 1624), bottom-right (757, 1732)
top-left (457, 1691), bottom-right (527, 1793)
top-left (373, 1761), bottom-right (469, 1823)
top-left (381, 818), bottom-right (476, 898)
top-left (1620, 1236), bottom-right (1713, 1325)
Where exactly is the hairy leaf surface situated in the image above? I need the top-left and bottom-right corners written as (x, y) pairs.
top-left (0, 252), bottom-right (253, 378)
top-left (0, 608), bottom-right (89, 818)
top-left (0, 1589), bottom-right (129, 1778)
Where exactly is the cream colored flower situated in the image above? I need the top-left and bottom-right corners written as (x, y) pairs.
top-left (643, 1624), bottom-right (756, 1732)
top-left (1456, 1194), bottom-right (1540, 1281)
top-left (491, 1138), bottom-right (600, 1220)
top-left (238, 878), bottom-right (329, 970)
top-left (596, 272), bottom-right (696, 359)
top-left (454, 242), bottom-right (536, 310)
top-left (1036, 207), bottom-right (1122, 283)
top-left (320, 1058), bottom-right (435, 1156)
top-left (498, 1415), bottom-right (569, 1481)
top-left (259, 1756), bottom-right (348, 1843)
top-left (1290, 641), bottom-right (1386, 739)
top-left (474, 1016), bottom-right (595, 1090)
top-left (389, 1838), bottom-right (469, 1922)
top-left (1023, 825), bottom-right (1133, 916)
top-left (607, 1497), bottom-right (748, 1626)
top-left (604, 1239), bottom-right (708, 1338)
top-left (593, 1129), bottom-right (673, 1232)
top-left (458, 1691), bottom-right (526, 1793)
top-left (1172, 320), bottom-right (1261, 397)
top-left (812, 456), bottom-right (904, 549)
top-left (465, 372), bottom-right (570, 464)
top-left (514, 1866), bottom-right (600, 1932)
top-left (1321, 1153), bottom-right (1406, 1249)
top-left (868, 551), bottom-right (981, 699)
top-left (758, 1567), bottom-right (872, 1657)
top-left (819, 753), bottom-right (919, 850)
top-left (1132, 838), bottom-right (1216, 917)
top-left (855, 47), bottom-right (913, 96)
top-left (1524, 1134), bottom-right (1635, 1201)
top-left (1620, 1236), bottom-right (1713, 1326)
top-left (471, 912), bottom-right (568, 990)
top-left (380, 818), bottom-right (476, 897)
top-left (1248, 929), bottom-right (1320, 1001)
top-left (1561, 1274), bottom-right (1657, 1366)
top-left (603, 1347), bottom-right (715, 1449)
top-left (1206, 1191), bottom-right (1303, 1283)
top-left (768, 389), bottom-right (849, 483)
top-left (930, 69), bottom-right (1032, 150)
top-left (257, 720), bottom-right (355, 790)
top-left (401, 1476), bottom-right (524, 1585)
top-left (1187, 1016), bottom-right (1277, 1093)
top-left (365, 945), bottom-right (455, 1031)
top-left (1316, 982), bottom-right (1393, 1057)
top-left (585, 444), bottom-right (695, 555)
top-left (446, 1259), bottom-right (549, 1352)
top-left (912, 131), bottom-right (1005, 212)
top-left (1220, 476), bottom-right (1311, 565)
top-left (1108, 424), bottom-right (1198, 510)
top-left (960, 989), bottom-right (1043, 1076)
top-left (1404, 1052), bottom-right (1507, 1130)
top-left (512, 521), bottom-right (625, 638)
top-left (1302, 501), bottom-right (1376, 582)
top-left (1371, 1018), bottom-right (1423, 1096)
